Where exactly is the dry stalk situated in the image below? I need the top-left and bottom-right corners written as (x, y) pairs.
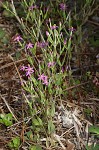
top-left (0, 94), bottom-right (18, 122)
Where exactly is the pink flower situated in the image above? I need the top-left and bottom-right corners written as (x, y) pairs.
top-left (62, 66), bottom-right (69, 72)
top-left (26, 42), bottom-right (34, 49)
top-left (50, 25), bottom-right (58, 30)
top-left (43, 80), bottom-right (48, 86)
top-left (13, 35), bottom-right (23, 42)
top-left (25, 65), bottom-right (34, 76)
top-left (46, 31), bottom-right (49, 36)
top-left (38, 74), bottom-right (48, 85)
top-left (68, 27), bottom-right (76, 32)
top-left (64, 39), bottom-right (67, 45)
top-left (38, 74), bottom-right (45, 81)
top-left (37, 41), bottom-right (48, 48)
top-left (20, 65), bottom-right (34, 77)
top-left (48, 62), bottom-right (55, 68)
top-left (59, 3), bottom-right (67, 10)
top-left (29, 5), bottom-right (38, 10)
top-left (20, 65), bottom-right (27, 71)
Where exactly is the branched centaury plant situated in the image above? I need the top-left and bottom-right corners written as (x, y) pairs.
top-left (8, 0), bottom-right (76, 141)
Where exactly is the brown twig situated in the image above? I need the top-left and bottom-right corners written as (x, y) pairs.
top-left (0, 94), bottom-right (18, 122)
top-left (63, 81), bottom-right (90, 92)
top-left (0, 58), bottom-right (27, 70)
top-left (88, 20), bottom-right (99, 26)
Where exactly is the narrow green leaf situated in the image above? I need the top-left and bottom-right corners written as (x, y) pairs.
top-left (0, 28), bottom-right (6, 39)
top-left (89, 126), bottom-right (99, 135)
top-left (33, 117), bottom-right (43, 126)
top-left (12, 137), bottom-right (20, 148)
top-left (48, 120), bottom-right (55, 134)
top-left (50, 103), bottom-right (55, 117)
top-left (30, 145), bottom-right (42, 150)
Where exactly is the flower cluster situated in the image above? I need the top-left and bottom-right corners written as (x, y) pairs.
top-left (38, 74), bottom-right (48, 86)
top-left (20, 65), bottom-right (49, 85)
top-left (20, 65), bottom-right (34, 77)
